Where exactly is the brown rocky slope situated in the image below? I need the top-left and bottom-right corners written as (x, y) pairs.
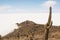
top-left (2, 20), bottom-right (60, 40)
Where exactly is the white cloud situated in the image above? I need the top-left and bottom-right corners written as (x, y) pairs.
top-left (41, 0), bottom-right (57, 7)
top-left (0, 5), bottom-right (29, 13)
top-left (0, 5), bottom-right (11, 11)
top-left (0, 5), bottom-right (47, 13)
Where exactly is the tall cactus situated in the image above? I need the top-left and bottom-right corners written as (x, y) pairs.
top-left (44, 7), bottom-right (52, 40)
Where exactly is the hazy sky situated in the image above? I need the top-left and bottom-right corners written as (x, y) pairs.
top-left (0, 0), bottom-right (60, 36)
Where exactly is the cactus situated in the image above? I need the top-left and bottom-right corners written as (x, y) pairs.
top-left (44, 7), bottom-right (52, 40)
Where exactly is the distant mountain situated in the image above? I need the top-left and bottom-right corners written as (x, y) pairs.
top-left (1, 20), bottom-right (60, 40)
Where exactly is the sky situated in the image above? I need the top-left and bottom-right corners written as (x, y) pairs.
top-left (0, 0), bottom-right (60, 36)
